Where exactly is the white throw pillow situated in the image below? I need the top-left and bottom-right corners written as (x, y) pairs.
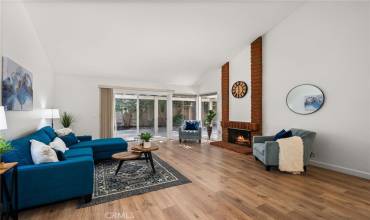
top-left (55, 128), bottom-right (73, 136)
top-left (50, 137), bottom-right (69, 153)
top-left (30, 139), bottom-right (59, 164)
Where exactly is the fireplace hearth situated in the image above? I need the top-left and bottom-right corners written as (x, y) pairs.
top-left (228, 128), bottom-right (251, 147)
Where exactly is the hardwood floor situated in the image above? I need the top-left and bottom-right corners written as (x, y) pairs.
top-left (20, 141), bottom-right (370, 220)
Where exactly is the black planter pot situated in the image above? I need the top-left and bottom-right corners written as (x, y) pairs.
top-left (207, 126), bottom-right (212, 140)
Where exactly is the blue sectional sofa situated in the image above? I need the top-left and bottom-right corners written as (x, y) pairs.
top-left (3, 126), bottom-right (128, 210)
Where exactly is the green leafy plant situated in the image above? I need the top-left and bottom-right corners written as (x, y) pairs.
top-left (60, 112), bottom-right (73, 128)
top-left (140, 132), bottom-right (153, 142)
top-left (0, 138), bottom-right (13, 156)
top-left (173, 114), bottom-right (184, 127)
top-left (204, 110), bottom-right (217, 127)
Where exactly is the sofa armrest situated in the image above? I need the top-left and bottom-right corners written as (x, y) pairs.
top-left (77, 135), bottom-right (92, 142)
top-left (253, 136), bottom-right (274, 143)
top-left (17, 157), bottom-right (94, 209)
top-left (264, 141), bottom-right (279, 165)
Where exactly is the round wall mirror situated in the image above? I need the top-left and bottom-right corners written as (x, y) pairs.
top-left (286, 84), bottom-right (325, 115)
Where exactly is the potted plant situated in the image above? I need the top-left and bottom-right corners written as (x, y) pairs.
top-left (0, 138), bottom-right (13, 165)
top-left (140, 132), bottom-right (153, 148)
top-left (204, 110), bottom-right (217, 140)
top-left (60, 112), bottom-right (73, 128)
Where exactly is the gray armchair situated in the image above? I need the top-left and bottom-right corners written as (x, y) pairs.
top-left (253, 128), bottom-right (316, 171)
top-left (179, 120), bottom-right (202, 143)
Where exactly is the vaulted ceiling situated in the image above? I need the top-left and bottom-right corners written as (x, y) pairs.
top-left (22, 1), bottom-right (302, 86)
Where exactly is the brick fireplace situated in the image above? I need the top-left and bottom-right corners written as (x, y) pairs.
top-left (228, 128), bottom-right (251, 146)
top-left (211, 37), bottom-right (262, 154)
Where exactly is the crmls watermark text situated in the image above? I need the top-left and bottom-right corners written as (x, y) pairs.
top-left (104, 211), bottom-right (134, 219)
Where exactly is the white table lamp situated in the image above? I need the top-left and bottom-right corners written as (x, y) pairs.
top-left (45, 109), bottom-right (60, 128)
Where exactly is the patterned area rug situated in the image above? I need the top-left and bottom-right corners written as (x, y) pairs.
top-left (79, 154), bottom-right (191, 208)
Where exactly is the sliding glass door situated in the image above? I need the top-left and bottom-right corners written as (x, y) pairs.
top-left (115, 91), bottom-right (218, 140)
top-left (115, 93), bottom-right (168, 140)
top-left (138, 96), bottom-right (155, 134)
top-left (172, 95), bottom-right (197, 136)
top-left (115, 94), bottom-right (137, 140)
top-left (200, 94), bottom-right (218, 140)
top-left (158, 98), bottom-right (167, 137)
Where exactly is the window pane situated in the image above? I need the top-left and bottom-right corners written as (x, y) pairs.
top-left (139, 99), bottom-right (154, 135)
top-left (200, 94), bottom-right (218, 140)
top-left (158, 100), bottom-right (167, 137)
top-left (172, 101), bottom-right (184, 131)
top-left (201, 102), bottom-right (209, 126)
top-left (115, 97), bottom-right (137, 139)
top-left (172, 100), bottom-right (196, 132)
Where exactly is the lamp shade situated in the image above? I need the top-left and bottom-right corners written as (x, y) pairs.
top-left (44, 109), bottom-right (60, 119)
top-left (0, 106), bottom-right (7, 130)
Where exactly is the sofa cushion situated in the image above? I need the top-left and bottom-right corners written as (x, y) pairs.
top-left (64, 148), bottom-right (93, 158)
top-left (4, 136), bottom-right (34, 165)
top-left (253, 143), bottom-right (266, 156)
top-left (30, 129), bottom-right (52, 144)
top-left (273, 129), bottom-right (286, 141)
top-left (273, 129), bottom-right (292, 141)
top-left (41, 126), bottom-right (57, 140)
top-left (52, 149), bottom-right (66, 161)
top-left (30, 139), bottom-right (58, 164)
top-left (3, 129), bottom-right (52, 165)
top-left (50, 137), bottom-right (69, 153)
top-left (55, 128), bottom-right (73, 137)
top-left (185, 121), bottom-right (199, 130)
top-left (70, 138), bottom-right (127, 153)
top-left (60, 133), bottom-right (79, 147)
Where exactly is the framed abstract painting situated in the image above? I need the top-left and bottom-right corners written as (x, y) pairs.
top-left (2, 57), bottom-right (33, 111)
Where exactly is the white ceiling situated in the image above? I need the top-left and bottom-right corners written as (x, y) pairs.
top-left (22, 2), bottom-right (302, 86)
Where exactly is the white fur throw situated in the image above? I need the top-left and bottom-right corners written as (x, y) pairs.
top-left (277, 136), bottom-right (304, 174)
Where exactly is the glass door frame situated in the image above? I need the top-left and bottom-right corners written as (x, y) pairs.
top-left (199, 92), bottom-right (220, 140)
top-left (114, 89), bottom-right (173, 139)
top-left (113, 88), bottom-right (219, 140)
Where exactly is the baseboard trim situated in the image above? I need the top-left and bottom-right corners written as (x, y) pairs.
top-left (310, 160), bottom-right (370, 180)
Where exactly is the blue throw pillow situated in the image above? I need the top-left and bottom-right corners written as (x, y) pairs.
top-left (273, 129), bottom-right (286, 141)
top-left (30, 129), bottom-right (52, 145)
top-left (4, 136), bottom-right (34, 165)
top-left (3, 129), bottom-right (52, 165)
top-left (60, 133), bottom-right (79, 147)
top-left (283, 130), bottom-right (293, 139)
top-left (41, 126), bottom-right (57, 140)
top-left (52, 149), bottom-right (66, 161)
top-left (185, 121), bottom-right (199, 130)
top-left (273, 129), bottom-right (293, 141)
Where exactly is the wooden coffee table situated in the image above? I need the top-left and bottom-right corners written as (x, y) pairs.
top-left (112, 145), bottom-right (159, 175)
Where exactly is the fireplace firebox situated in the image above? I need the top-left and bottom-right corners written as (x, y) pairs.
top-left (228, 128), bottom-right (251, 147)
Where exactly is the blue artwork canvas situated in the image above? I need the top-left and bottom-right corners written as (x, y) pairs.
top-left (2, 57), bottom-right (33, 111)
top-left (304, 95), bottom-right (323, 111)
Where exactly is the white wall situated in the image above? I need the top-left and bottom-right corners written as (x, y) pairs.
top-left (196, 68), bottom-right (221, 96)
top-left (195, 68), bottom-right (222, 135)
top-left (229, 46), bottom-right (251, 122)
top-left (196, 45), bottom-right (252, 124)
top-left (2, 2), bottom-right (55, 139)
top-left (263, 2), bottom-right (370, 179)
top-left (195, 44), bottom-right (252, 137)
top-left (54, 74), bottom-right (196, 138)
